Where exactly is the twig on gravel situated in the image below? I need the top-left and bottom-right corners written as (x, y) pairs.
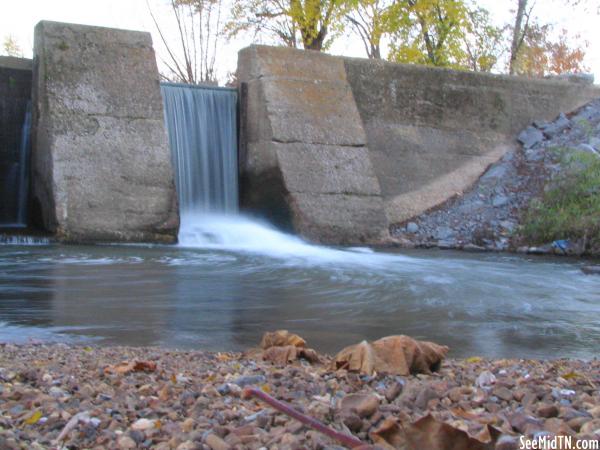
top-left (242, 387), bottom-right (374, 449)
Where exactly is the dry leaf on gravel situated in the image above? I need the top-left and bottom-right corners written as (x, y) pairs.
top-left (260, 330), bottom-right (307, 349)
top-left (103, 360), bottom-right (157, 375)
top-left (262, 345), bottom-right (321, 365)
top-left (333, 335), bottom-right (449, 376)
top-left (370, 414), bottom-right (499, 450)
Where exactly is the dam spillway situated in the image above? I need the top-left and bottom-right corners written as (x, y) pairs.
top-left (161, 83), bottom-right (238, 217)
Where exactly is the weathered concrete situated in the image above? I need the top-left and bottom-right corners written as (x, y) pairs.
top-left (344, 58), bottom-right (600, 224)
top-left (32, 21), bottom-right (178, 242)
top-left (238, 45), bottom-right (600, 243)
top-left (238, 45), bottom-right (388, 244)
top-left (0, 57), bottom-right (32, 225)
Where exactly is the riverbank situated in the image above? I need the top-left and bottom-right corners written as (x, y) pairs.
top-left (391, 98), bottom-right (600, 258)
top-left (1, 344), bottom-right (599, 449)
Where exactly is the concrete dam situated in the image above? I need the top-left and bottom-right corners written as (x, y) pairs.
top-left (1, 21), bottom-right (599, 245)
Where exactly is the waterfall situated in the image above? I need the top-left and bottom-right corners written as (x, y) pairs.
top-left (17, 101), bottom-right (32, 226)
top-left (161, 83), bottom-right (238, 218)
top-left (0, 101), bottom-right (31, 228)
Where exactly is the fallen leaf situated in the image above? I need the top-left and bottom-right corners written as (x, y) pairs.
top-left (262, 345), bottom-right (321, 366)
top-left (333, 335), bottom-right (449, 376)
top-left (371, 415), bottom-right (499, 450)
top-left (104, 360), bottom-right (157, 375)
top-left (260, 330), bottom-right (307, 349)
top-left (466, 356), bottom-right (482, 363)
top-left (24, 410), bottom-right (43, 425)
top-left (561, 371), bottom-right (580, 380)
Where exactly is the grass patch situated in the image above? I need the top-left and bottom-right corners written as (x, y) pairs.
top-left (521, 149), bottom-right (600, 250)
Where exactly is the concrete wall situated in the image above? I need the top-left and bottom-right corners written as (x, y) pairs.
top-left (0, 56), bottom-right (32, 224)
top-left (238, 45), bottom-right (388, 244)
top-left (32, 21), bottom-right (178, 243)
top-left (238, 45), bottom-right (600, 244)
top-left (344, 58), bottom-right (600, 224)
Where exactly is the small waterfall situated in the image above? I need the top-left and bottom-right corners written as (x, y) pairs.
top-left (17, 101), bottom-right (32, 226)
top-left (0, 101), bottom-right (31, 228)
top-left (161, 83), bottom-right (238, 217)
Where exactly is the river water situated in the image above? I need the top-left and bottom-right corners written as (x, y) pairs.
top-left (1, 214), bottom-right (599, 360)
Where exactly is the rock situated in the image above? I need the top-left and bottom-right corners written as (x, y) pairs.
top-left (340, 393), bottom-right (380, 418)
top-left (406, 222), bottom-right (419, 233)
top-left (384, 381), bottom-right (404, 402)
top-left (205, 433), bottom-right (231, 450)
top-left (117, 436), bottom-right (137, 450)
top-left (540, 113), bottom-right (571, 138)
top-left (131, 418), bottom-right (156, 431)
top-left (580, 419), bottom-right (600, 435)
top-left (518, 126), bottom-right (544, 149)
top-left (434, 226), bottom-right (455, 240)
top-left (233, 375), bottom-right (267, 387)
top-left (415, 386), bottom-right (438, 410)
top-left (537, 404), bottom-right (559, 418)
top-left (341, 412), bottom-right (363, 432)
top-left (476, 371), bottom-right (496, 388)
top-left (495, 434), bottom-right (519, 450)
top-left (493, 386), bottom-right (513, 402)
top-left (492, 195), bottom-right (509, 208)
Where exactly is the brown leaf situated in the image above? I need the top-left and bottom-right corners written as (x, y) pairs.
top-left (371, 415), bottom-right (498, 450)
top-left (262, 345), bottom-right (321, 365)
top-left (104, 360), bottom-right (157, 375)
top-left (333, 335), bottom-right (449, 376)
top-left (260, 330), bottom-right (306, 349)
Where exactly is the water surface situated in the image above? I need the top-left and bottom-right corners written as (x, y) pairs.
top-left (1, 216), bottom-right (599, 360)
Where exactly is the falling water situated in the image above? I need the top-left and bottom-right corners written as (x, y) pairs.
top-left (161, 83), bottom-right (238, 216)
top-left (16, 101), bottom-right (32, 226)
top-left (0, 101), bottom-right (31, 228)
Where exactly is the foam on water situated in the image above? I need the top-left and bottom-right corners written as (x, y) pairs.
top-left (177, 212), bottom-right (416, 267)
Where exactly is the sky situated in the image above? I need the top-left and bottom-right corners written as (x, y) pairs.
top-left (1, 0), bottom-right (599, 83)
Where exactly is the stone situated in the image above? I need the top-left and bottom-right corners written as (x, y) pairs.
top-left (476, 371), bottom-right (496, 388)
top-left (339, 393), bottom-right (380, 418)
top-left (518, 126), bottom-right (544, 149)
top-left (117, 436), bottom-right (137, 450)
top-left (204, 433), bottom-right (231, 450)
top-left (492, 195), bottom-right (509, 208)
top-left (406, 222), bottom-right (419, 233)
top-left (415, 386), bottom-right (439, 410)
top-left (493, 386), bottom-right (513, 402)
top-left (537, 404), bottom-right (559, 418)
top-left (540, 113), bottom-right (571, 138)
top-left (32, 21), bottom-right (178, 243)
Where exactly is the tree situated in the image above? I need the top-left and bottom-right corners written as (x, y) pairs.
top-left (345, 0), bottom-right (395, 59)
top-left (512, 25), bottom-right (589, 77)
top-left (227, 0), bottom-right (354, 51)
top-left (148, 0), bottom-right (225, 84)
top-left (508, 0), bottom-right (531, 75)
top-left (2, 35), bottom-right (22, 57)
top-left (387, 0), bottom-right (471, 68)
top-left (462, 6), bottom-right (503, 72)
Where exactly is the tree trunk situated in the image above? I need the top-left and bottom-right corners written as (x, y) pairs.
top-left (509, 0), bottom-right (528, 75)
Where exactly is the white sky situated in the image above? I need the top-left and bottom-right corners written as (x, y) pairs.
top-left (1, 0), bottom-right (599, 83)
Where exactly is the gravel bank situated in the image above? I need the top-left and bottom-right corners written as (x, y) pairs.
top-left (1, 344), bottom-right (599, 449)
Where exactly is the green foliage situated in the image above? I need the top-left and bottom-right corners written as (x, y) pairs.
top-left (2, 35), bottom-right (22, 57)
top-left (521, 149), bottom-right (600, 249)
top-left (386, 0), bottom-right (502, 70)
top-left (227, 0), bottom-right (354, 51)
